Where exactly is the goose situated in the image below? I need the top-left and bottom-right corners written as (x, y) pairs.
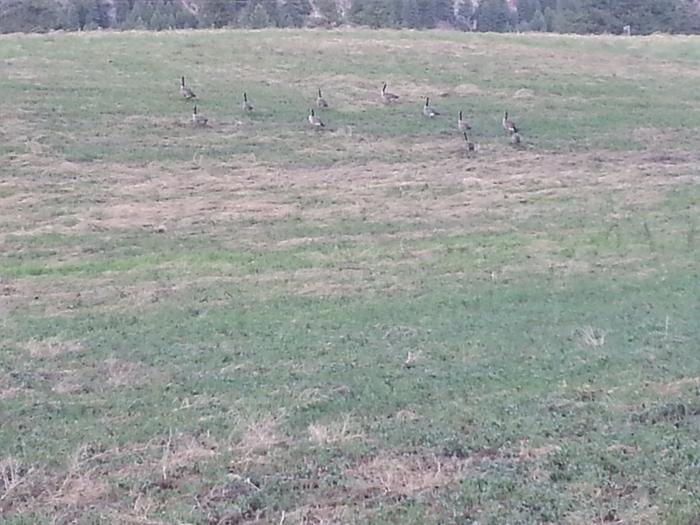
top-left (191, 105), bottom-right (208, 127)
top-left (464, 131), bottom-right (475, 152)
top-left (502, 111), bottom-right (518, 134)
top-left (316, 88), bottom-right (329, 108)
top-left (308, 108), bottom-right (324, 128)
top-left (180, 76), bottom-right (196, 100)
top-left (422, 97), bottom-right (439, 118)
top-left (241, 92), bottom-right (254, 112)
top-left (381, 82), bottom-right (399, 104)
top-left (458, 110), bottom-right (471, 133)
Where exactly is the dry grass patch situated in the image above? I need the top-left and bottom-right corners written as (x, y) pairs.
top-left (3, 146), bottom-right (695, 250)
top-left (652, 376), bottom-right (700, 397)
top-left (1, 433), bottom-right (221, 521)
top-left (391, 409), bottom-right (421, 422)
top-left (0, 448), bottom-right (112, 519)
top-left (49, 358), bottom-right (168, 395)
top-left (110, 432), bottom-right (220, 483)
top-left (156, 431), bottom-right (219, 485)
top-left (0, 375), bottom-right (26, 401)
top-left (517, 441), bottom-right (563, 483)
top-left (50, 471), bottom-right (112, 508)
top-left (231, 416), bottom-right (288, 464)
top-left (347, 451), bottom-right (473, 497)
top-left (0, 457), bottom-right (34, 508)
top-left (51, 368), bottom-right (92, 395)
top-left (307, 415), bottom-right (364, 446)
top-left (23, 337), bottom-right (85, 359)
top-left (251, 267), bottom-right (373, 299)
top-left (517, 441), bottom-right (562, 462)
top-left (282, 502), bottom-right (355, 525)
top-left (1, 277), bottom-right (116, 317)
top-left (103, 357), bottom-right (166, 388)
top-left (575, 326), bottom-right (607, 349)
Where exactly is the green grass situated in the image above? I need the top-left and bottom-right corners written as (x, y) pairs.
top-left (0, 28), bottom-right (699, 524)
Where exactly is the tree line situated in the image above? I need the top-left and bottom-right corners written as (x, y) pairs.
top-left (2, 0), bottom-right (700, 35)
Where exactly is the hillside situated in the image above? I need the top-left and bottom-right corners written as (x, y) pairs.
top-left (0, 28), bottom-right (699, 525)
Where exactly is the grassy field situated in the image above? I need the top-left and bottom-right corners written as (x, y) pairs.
top-left (0, 28), bottom-right (699, 524)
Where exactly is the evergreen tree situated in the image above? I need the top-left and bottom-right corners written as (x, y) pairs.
top-left (174, 8), bottom-right (198, 28)
top-left (417, 0), bottom-right (435, 28)
top-left (529, 9), bottom-right (546, 30)
top-left (129, 0), bottom-right (154, 25)
top-left (547, 0), bottom-right (617, 34)
top-left (200, 0), bottom-right (236, 27)
top-left (455, 0), bottom-right (474, 30)
top-left (149, 9), bottom-right (167, 29)
top-left (434, 0), bottom-right (455, 24)
top-left (316, 0), bottom-right (341, 24)
top-left (88, 0), bottom-right (110, 28)
top-left (350, 0), bottom-right (393, 28)
top-left (517, 0), bottom-right (541, 23)
top-left (114, 0), bottom-right (136, 25)
top-left (475, 0), bottom-right (513, 31)
top-left (672, 0), bottom-right (700, 33)
top-left (0, 0), bottom-right (62, 33)
top-left (386, 0), bottom-right (402, 27)
top-left (236, 0), bottom-right (258, 27)
top-left (63, 0), bottom-right (91, 30)
top-left (261, 0), bottom-right (280, 26)
top-left (147, 1), bottom-right (179, 29)
top-left (401, 0), bottom-right (420, 28)
top-left (543, 5), bottom-right (555, 30)
top-left (280, 0), bottom-right (311, 27)
top-left (612, 0), bottom-right (679, 34)
top-left (248, 2), bottom-right (272, 27)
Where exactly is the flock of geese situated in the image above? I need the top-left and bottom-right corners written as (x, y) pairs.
top-left (180, 76), bottom-right (523, 151)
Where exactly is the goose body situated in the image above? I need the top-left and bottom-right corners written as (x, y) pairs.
top-left (422, 97), bottom-right (439, 118)
top-left (502, 111), bottom-right (518, 134)
top-left (180, 76), bottom-right (196, 100)
top-left (241, 92), bottom-right (254, 112)
top-left (381, 82), bottom-right (399, 104)
top-left (458, 110), bottom-right (471, 132)
top-left (464, 131), bottom-right (475, 152)
top-left (191, 105), bottom-right (208, 127)
top-left (308, 108), bottom-right (324, 128)
top-left (316, 89), bottom-right (328, 108)
top-left (511, 132), bottom-right (522, 145)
